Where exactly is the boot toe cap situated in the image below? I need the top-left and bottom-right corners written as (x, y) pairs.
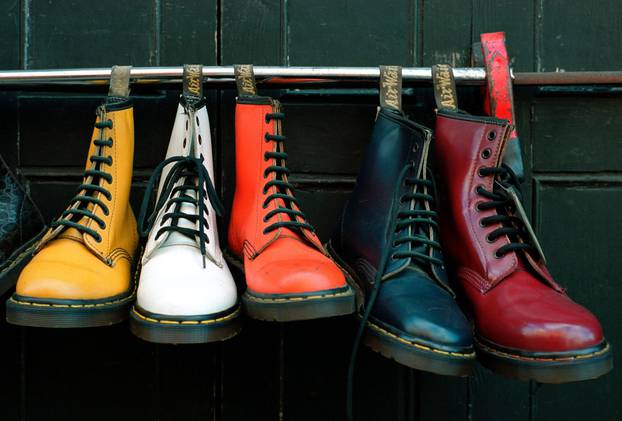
top-left (138, 246), bottom-right (238, 316)
top-left (247, 241), bottom-right (347, 295)
top-left (372, 270), bottom-right (473, 353)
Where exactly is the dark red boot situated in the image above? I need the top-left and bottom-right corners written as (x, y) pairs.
top-left (432, 64), bottom-right (613, 383)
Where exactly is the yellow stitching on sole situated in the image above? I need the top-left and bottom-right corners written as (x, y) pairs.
top-left (132, 306), bottom-right (240, 326)
top-left (244, 289), bottom-right (353, 303)
top-left (8, 247), bottom-right (143, 310)
top-left (475, 338), bottom-right (611, 362)
top-left (367, 321), bottom-right (476, 358)
top-left (0, 240), bottom-right (39, 277)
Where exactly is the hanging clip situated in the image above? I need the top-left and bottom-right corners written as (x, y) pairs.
top-left (378, 65), bottom-right (402, 111)
top-left (182, 64), bottom-right (203, 109)
top-left (234, 64), bottom-right (258, 97)
top-left (108, 65), bottom-right (131, 98)
top-left (431, 64), bottom-right (458, 111)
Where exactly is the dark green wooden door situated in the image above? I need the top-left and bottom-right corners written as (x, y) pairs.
top-left (0, 1), bottom-right (620, 420)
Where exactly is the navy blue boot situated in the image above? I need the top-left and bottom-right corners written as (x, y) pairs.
top-left (329, 99), bottom-right (474, 379)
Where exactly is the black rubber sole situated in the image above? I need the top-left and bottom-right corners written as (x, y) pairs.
top-left (242, 287), bottom-right (356, 322)
top-left (475, 337), bottom-right (614, 383)
top-left (365, 320), bottom-right (475, 376)
top-left (327, 240), bottom-right (476, 376)
top-left (129, 305), bottom-right (243, 344)
top-left (6, 291), bottom-right (135, 328)
top-left (0, 229), bottom-right (46, 297)
top-left (224, 249), bottom-right (357, 322)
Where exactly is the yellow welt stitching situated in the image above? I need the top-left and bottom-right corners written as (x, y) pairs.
top-left (244, 290), bottom-right (352, 303)
top-left (475, 338), bottom-right (610, 362)
top-left (367, 321), bottom-right (476, 358)
top-left (131, 306), bottom-right (240, 326)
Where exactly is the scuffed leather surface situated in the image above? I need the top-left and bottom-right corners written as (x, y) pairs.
top-left (434, 110), bottom-right (605, 353)
top-left (0, 154), bottom-right (44, 263)
top-left (332, 108), bottom-right (471, 351)
top-left (228, 99), bottom-right (346, 295)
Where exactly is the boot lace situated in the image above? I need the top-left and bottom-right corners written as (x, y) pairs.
top-left (476, 163), bottom-right (536, 258)
top-left (391, 171), bottom-right (443, 265)
top-left (138, 155), bottom-right (223, 266)
top-left (51, 108), bottom-right (113, 243)
top-left (347, 161), bottom-right (443, 420)
top-left (262, 112), bottom-right (314, 235)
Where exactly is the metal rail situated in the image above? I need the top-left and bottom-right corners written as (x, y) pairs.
top-left (0, 66), bottom-right (620, 86)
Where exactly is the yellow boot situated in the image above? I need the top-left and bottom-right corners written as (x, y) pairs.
top-left (7, 66), bottom-right (138, 328)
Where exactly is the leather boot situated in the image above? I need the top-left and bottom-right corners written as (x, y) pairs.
top-left (329, 67), bottom-right (474, 380)
top-left (131, 65), bottom-right (241, 343)
top-left (227, 65), bottom-right (355, 321)
top-left (432, 64), bottom-right (613, 383)
top-left (0, 153), bottom-right (46, 295)
top-left (7, 66), bottom-right (139, 328)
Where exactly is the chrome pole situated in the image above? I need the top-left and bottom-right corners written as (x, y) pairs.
top-left (0, 66), bottom-right (620, 86)
top-left (0, 66), bottom-right (487, 85)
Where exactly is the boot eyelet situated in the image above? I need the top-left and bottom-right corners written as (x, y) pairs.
top-left (478, 167), bottom-right (486, 177)
top-left (95, 234), bottom-right (103, 243)
top-left (486, 234), bottom-right (495, 243)
top-left (493, 250), bottom-right (502, 259)
top-left (107, 156), bottom-right (113, 165)
top-left (487, 130), bottom-right (496, 141)
top-left (412, 144), bottom-right (419, 153)
top-left (107, 120), bottom-right (113, 128)
top-left (196, 116), bottom-right (200, 126)
top-left (198, 134), bottom-right (202, 144)
top-left (475, 201), bottom-right (484, 212)
top-left (481, 149), bottom-right (492, 159)
top-left (475, 184), bottom-right (485, 194)
top-left (185, 120), bottom-right (189, 130)
top-left (265, 114), bottom-right (270, 123)
top-left (183, 138), bottom-right (187, 147)
top-left (264, 132), bottom-right (270, 142)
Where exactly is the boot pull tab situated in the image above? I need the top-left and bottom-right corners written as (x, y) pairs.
top-left (234, 64), bottom-right (258, 97)
top-left (378, 65), bottom-right (402, 111)
top-left (108, 65), bottom-right (131, 98)
top-left (431, 64), bottom-right (458, 111)
top-left (182, 64), bottom-right (203, 108)
top-left (478, 31), bottom-right (525, 179)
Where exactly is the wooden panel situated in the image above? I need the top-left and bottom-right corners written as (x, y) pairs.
top-left (538, 1), bottom-right (622, 71)
top-left (287, 0), bottom-right (415, 66)
top-left (471, 0), bottom-right (535, 71)
top-left (0, 0), bottom-right (20, 69)
top-left (283, 102), bottom-right (374, 176)
top-left (18, 92), bottom-right (176, 169)
top-left (469, 368), bottom-right (530, 421)
top-left (28, 0), bottom-right (156, 68)
top-left (532, 97), bottom-right (622, 173)
top-left (221, 0), bottom-right (282, 65)
top-left (23, 326), bottom-right (156, 420)
top-left (422, 1), bottom-right (471, 67)
top-left (160, 0), bottom-right (218, 65)
top-left (220, 321), bottom-right (282, 421)
top-left (533, 178), bottom-right (622, 421)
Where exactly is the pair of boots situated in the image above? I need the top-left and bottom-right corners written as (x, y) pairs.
top-left (6, 65), bottom-right (355, 342)
top-left (333, 63), bottom-right (612, 397)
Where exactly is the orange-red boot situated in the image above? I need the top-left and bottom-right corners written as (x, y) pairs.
top-left (227, 65), bottom-right (355, 321)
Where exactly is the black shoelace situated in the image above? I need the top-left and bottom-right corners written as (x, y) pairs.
top-left (347, 162), bottom-right (442, 420)
top-left (262, 111), bottom-right (314, 235)
top-left (392, 176), bottom-right (443, 265)
top-left (138, 155), bottom-right (223, 267)
top-left (51, 108), bottom-right (113, 243)
top-left (476, 163), bottom-right (536, 258)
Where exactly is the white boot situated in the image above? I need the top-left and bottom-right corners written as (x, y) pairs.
top-left (131, 101), bottom-right (240, 344)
